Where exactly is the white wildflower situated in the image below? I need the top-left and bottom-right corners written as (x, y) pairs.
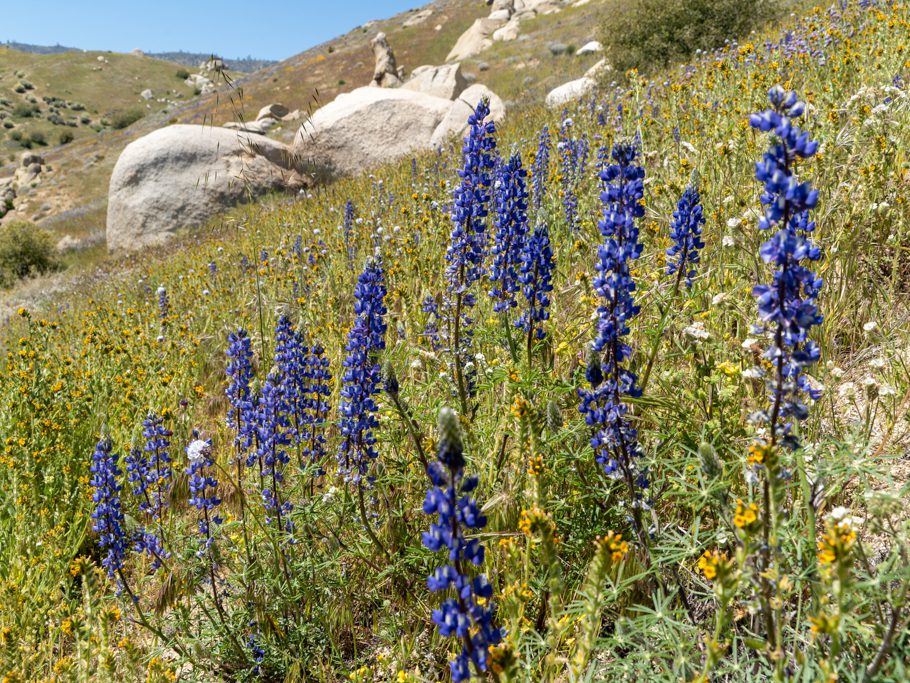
top-left (683, 321), bottom-right (710, 341)
top-left (186, 439), bottom-right (210, 464)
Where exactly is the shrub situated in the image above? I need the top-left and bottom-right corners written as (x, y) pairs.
top-left (58, 130), bottom-right (74, 144)
top-left (110, 109), bottom-right (144, 129)
top-left (12, 103), bottom-right (38, 118)
top-left (0, 221), bottom-right (60, 288)
top-left (28, 131), bottom-right (46, 146)
top-left (600, 0), bottom-right (780, 74)
top-left (175, 68), bottom-right (190, 80)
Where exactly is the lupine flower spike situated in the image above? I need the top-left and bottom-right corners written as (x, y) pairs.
top-left (666, 182), bottom-right (706, 290)
top-left (423, 407), bottom-right (503, 681)
top-left (749, 85), bottom-right (823, 453)
top-left (517, 225), bottom-right (555, 366)
top-left (443, 98), bottom-right (497, 413)
top-left (578, 142), bottom-right (649, 497)
top-left (488, 153), bottom-right (530, 315)
top-left (187, 438), bottom-right (222, 558)
top-left (338, 257), bottom-right (387, 483)
top-left (90, 436), bottom-right (128, 580)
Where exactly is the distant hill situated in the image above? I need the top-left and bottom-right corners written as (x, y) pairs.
top-left (143, 51), bottom-right (277, 73)
top-left (1, 41), bottom-right (79, 55)
top-left (1, 42), bottom-right (276, 73)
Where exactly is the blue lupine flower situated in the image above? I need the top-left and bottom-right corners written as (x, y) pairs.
top-left (343, 199), bottom-right (356, 269)
top-left (666, 184), bottom-right (706, 289)
top-left (156, 285), bottom-right (169, 322)
top-left (247, 632), bottom-right (265, 676)
top-left (338, 258), bottom-right (387, 483)
top-left (443, 99), bottom-right (497, 403)
top-left (531, 125), bottom-right (550, 214)
top-left (516, 224), bottom-right (555, 342)
top-left (445, 99), bottom-right (496, 294)
top-left (423, 408), bottom-right (503, 682)
top-left (226, 329), bottom-right (256, 451)
top-left (489, 153), bottom-right (530, 313)
top-left (252, 372), bottom-right (293, 531)
top-left (422, 294), bottom-right (442, 351)
top-left (748, 86), bottom-right (823, 451)
top-left (90, 436), bottom-right (128, 578)
top-left (558, 116), bottom-right (588, 233)
top-left (577, 142), bottom-right (648, 492)
top-left (186, 438), bottom-right (222, 557)
top-left (125, 413), bottom-right (173, 570)
top-left (273, 316), bottom-right (332, 471)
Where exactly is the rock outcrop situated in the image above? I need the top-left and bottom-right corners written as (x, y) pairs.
top-left (370, 33), bottom-right (404, 88)
top-left (545, 59), bottom-right (610, 108)
top-left (402, 63), bottom-right (467, 100)
top-left (292, 79), bottom-right (507, 173)
top-left (402, 8), bottom-right (433, 28)
top-left (448, 0), bottom-right (570, 60)
top-left (293, 88), bottom-right (452, 175)
top-left (185, 73), bottom-right (215, 94)
top-left (106, 125), bottom-right (307, 252)
top-left (430, 84), bottom-right (506, 147)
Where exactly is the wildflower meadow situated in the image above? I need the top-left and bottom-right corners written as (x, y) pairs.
top-left (3, 2), bottom-right (910, 681)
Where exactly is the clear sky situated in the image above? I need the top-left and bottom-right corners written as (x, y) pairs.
top-left (1, 0), bottom-right (425, 61)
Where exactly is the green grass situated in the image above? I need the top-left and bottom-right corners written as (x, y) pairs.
top-left (3, 2), bottom-right (910, 682)
top-left (0, 49), bottom-right (198, 157)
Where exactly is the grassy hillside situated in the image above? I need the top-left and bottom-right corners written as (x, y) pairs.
top-left (0, 49), bottom-right (201, 157)
top-left (3, 1), bottom-right (910, 682)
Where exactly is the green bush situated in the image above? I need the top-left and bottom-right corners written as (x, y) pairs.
top-left (12, 103), bottom-right (38, 118)
top-left (600, 0), bottom-right (780, 74)
top-left (175, 68), bottom-right (190, 80)
top-left (58, 130), bottom-right (74, 144)
top-left (0, 221), bottom-right (60, 287)
top-left (28, 131), bottom-right (46, 146)
top-left (110, 109), bottom-right (144, 130)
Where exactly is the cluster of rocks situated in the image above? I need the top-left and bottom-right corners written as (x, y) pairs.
top-left (0, 153), bottom-right (46, 221)
top-left (184, 73), bottom-right (216, 95)
top-left (447, 0), bottom-right (570, 61)
top-left (223, 102), bottom-right (300, 135)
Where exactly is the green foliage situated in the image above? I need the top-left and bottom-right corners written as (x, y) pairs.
top-left (109, 109), bottom-right (144, 130)
top-left (175, 68), bottom-right (190, 80)
top-left (12, 103), bottom-right (38, 118)
top-left (28, 130), bottom-right (45, 146)
top-left (600, 0), bottom-right (781, 74)
top-left (58, 130), bottom-right (74, 144)
top-left (0, 220), bottom-right (60, 287)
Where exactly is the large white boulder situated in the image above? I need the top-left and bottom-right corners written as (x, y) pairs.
top-left (293, 87), bottom-right (453, 175)
top-left (402, 63), bottom-right (467, 100)
top-left (431, 84), bottom-right (506, 147)
top-left (107, 125), bottom-right (306, 252)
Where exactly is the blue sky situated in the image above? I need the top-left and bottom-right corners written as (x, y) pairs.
top-left (2, 1), bottom-right (424, 60)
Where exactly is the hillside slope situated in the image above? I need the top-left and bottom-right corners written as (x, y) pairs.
top-left (0, 0), bottom-right (604, 247)
top-left (2, 2), bottom-right (910, 681)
